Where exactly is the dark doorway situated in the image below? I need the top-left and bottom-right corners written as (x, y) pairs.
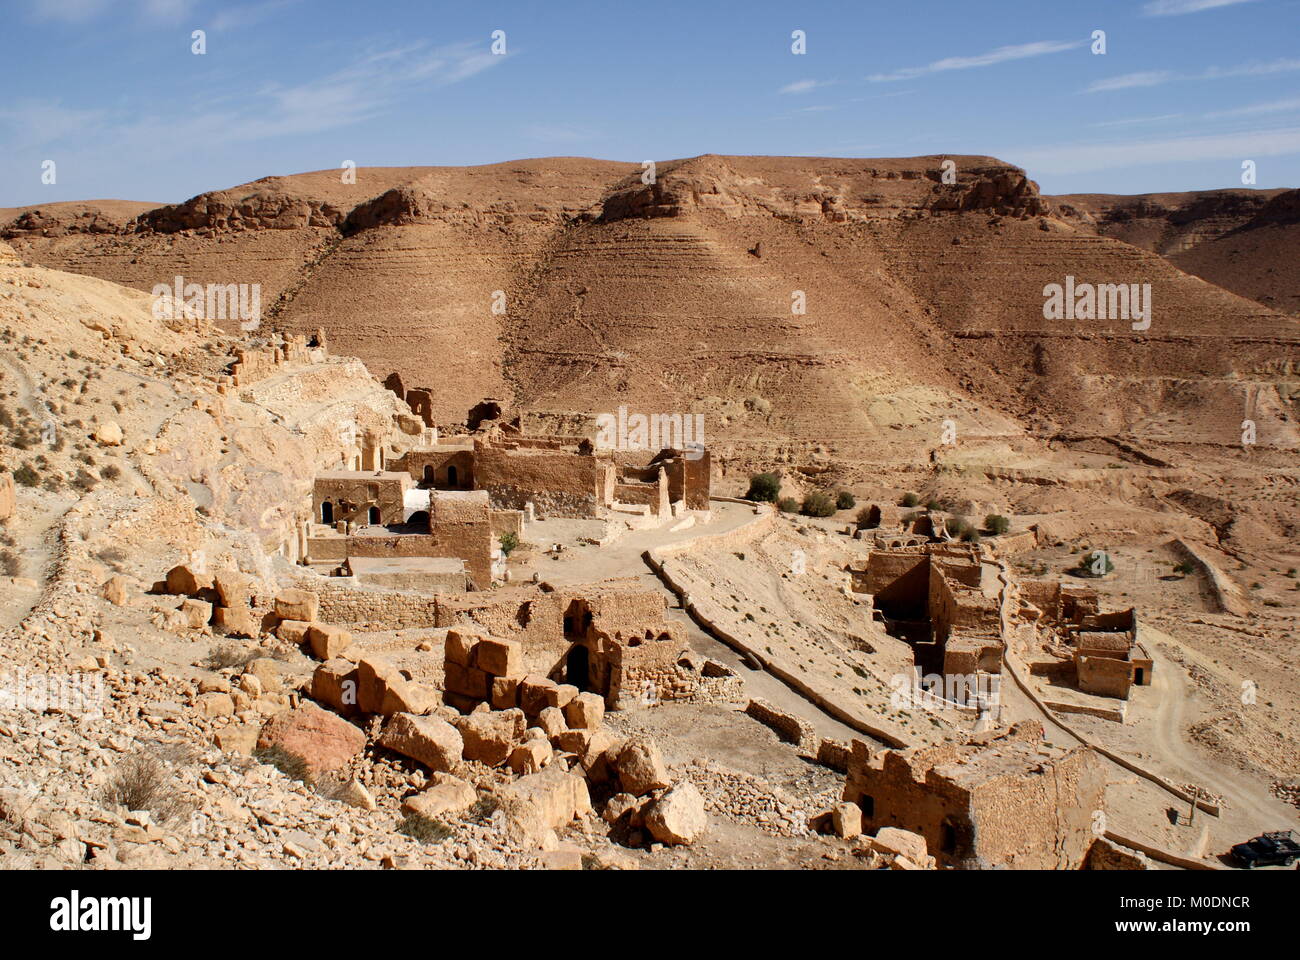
top-left (1134, 668), bottom-right (1144, 685)
top-left (422, 465), bottom-right (435, 488)
top-left (368, 506), bottom-right (381, 525)
top-left (321, 501), bottom-right (333, 524)
top-left (859, 795), bottom-right (874, 819)
top-left (447, 465), bottom-right (458, 487)
top-left (566, 644), bottom-right (590, 691)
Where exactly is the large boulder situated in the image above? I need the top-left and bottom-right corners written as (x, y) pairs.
top-left (617, 736), bottom-right (671, 796)
top-left (274, 589), bottom-right (319, 623)
top-left (563, 692), bottom-right (604, 730)
top-left (378, 713), bottom-right (463, 773)
top-left (312, 659), bottom-right (359, 715)
top-left (400, 773), bottom-right (477, 819)
top-left (212, 604), bottom-right (257, 638)
top-left (256, 703), bottom-right (365, 779)
top-left (473, 637), bottom-right (522, 677)
top-left (498, 763), bottom-right (591, 846)
top-left (870, 827), bottom-right (931, 864)
top-left (306, 623), bottom-right (352, 660)
top-left (645, 781), bottom-right (708, 846)
top-left (165, 564), bottom-right (211, 596)
top-left (356, 655), bottom-right (403, 714)
top-left (458, 708), bottom-right (526, 766)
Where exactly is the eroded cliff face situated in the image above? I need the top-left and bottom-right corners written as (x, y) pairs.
top-left (1051, 187), bottom-right (1300, 315)
top-left (2, 157), bottom-right (1295, 475)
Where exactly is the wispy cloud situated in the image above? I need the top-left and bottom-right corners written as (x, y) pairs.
top-left (1202, 97), bottom-right (1300, 120)
top-left (1142, 0), bottom-right (1257, 15)
top-left (1202, 57), bottom-right (1300, 79)
top-left (1008, 125), bottom-right (1300, 175)
top-left (0, 40), bottom-right (509, 158)
top-left (868, 40), bottom-right (1083, 83)
top-left (1089, 113), bottom-right (1183, 128)
top-left (209, 0), bottom-right (300, 32)
top-left (779, 79), bottom-right (831, 95)
top-left (1084, 71), bottom-right (1175, 94)
top-left (29, 0), bottom-right (196, 22)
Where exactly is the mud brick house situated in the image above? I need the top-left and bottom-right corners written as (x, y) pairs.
top-left (843, 722), bottom-right (1106, 869)
top-left (437, 580), bottom-right (702, 708)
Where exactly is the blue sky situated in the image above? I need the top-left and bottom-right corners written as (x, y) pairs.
top-left (3, 0), bottom-right (1299, 207)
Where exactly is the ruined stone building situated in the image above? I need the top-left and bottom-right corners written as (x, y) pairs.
top-left (842, 721), bottom-right (1106, 869)
top-left (1016, 582), bottom-right (1152, 700)
top-left (851, 543), bottom-right (1004, 698)
top-left (437, 580), bottom-right (710, 709)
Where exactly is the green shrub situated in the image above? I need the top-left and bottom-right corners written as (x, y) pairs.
top-left (855, 506), bottom-right (877, 528)
top-left (1079, 550), bottom-right (1114, 577)
top-left (13, 464), bottom-right (38, 488)
top-left (776, 497), bottom-right (799, 514)
top-left (801, 491), bottom-right (837, 518)
top-left (1173, 560), bottom-right (1196, 576)
top-left (835, 491), bottom-right (856, 510)
top-left (499, 532), bottom-right (519, 555)
top-left (985, 514), bottom-right (1010, 535)
top-left (925, 499), bottom-right (942, 512)
top-left (900, 492), bottom-right (919, 507)
top-left (746, 472), bottom-right (781, 502)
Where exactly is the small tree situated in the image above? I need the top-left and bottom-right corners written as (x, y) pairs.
top-left (1173, 560), bottom-right (1196, 576)
top-left (746, 472), bottom-right (781, 503)
top-left (985, 514), bottom-right (1010, 535)
top-left (835, 491), bottom-right (856, 510)
top-left (855, 506), bottom-right (877, 529)
top-left (776, 496), bottom-right (799, 514)
top-left (925, 499), bottom-right (943, 512)
top-left (900, 492), bottom-right (919, 507)
top-left (1079, 550), bottom-right (1114, 577)
top-left (801, 491), bottom-right (837, 518)
top-left (499, 532), bottom-right (519, 556)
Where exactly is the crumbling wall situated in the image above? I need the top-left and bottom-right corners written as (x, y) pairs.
top-left (475, 444), bottom-right (610, 518)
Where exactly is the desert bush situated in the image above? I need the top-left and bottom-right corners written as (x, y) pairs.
top-left (801, 491), bottom-right (837, 518)
top-left (985, 514), bottom-right (1010, 535)
top-left (1173, 560), bottom-right (1196, 576)
top-left (900, 492), bottom-right (919, 507)
top-left (499, 532), bottom-right (519, 556)
top-left (1078, 550), bottom-right (1114, 577)
top-left (855, 506), bottom-right (877, 528)
top-left (13, 464), bottom-right (38, 487)
top-left (745, 472), bottom-right (781, 502)
top-left (202, 642), bottom-right (257, 670)
top-left (398, 813), bottom-right (453, 844)
top-left (101, 751), bottom-right (187, 823)
top-left (925, 499), bottom-right (942, 512)
top-left (0, 549), bottom-right (19, 577)
top-left (835, 491), bottom-right (856, 510)
top-left (100, 464), bottom-right (121, 480)
top-left (776, 496), bottom-right (799, 513)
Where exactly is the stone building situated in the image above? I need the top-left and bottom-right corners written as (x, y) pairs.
top-left (313, 470), bottom-right (411, 528)
top-left (842, 721), bottom-right (1106, 869)
top-left (437, 580), bottom-right (703, 708)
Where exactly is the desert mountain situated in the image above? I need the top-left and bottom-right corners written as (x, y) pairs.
top-left (4, 157), bottom-right (1296, 481)
top-left (1052, 187), bottom-right (1300, 316)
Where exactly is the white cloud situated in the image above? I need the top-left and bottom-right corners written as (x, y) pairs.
top-left (1142, 0), bottom-right (1257, 15)
top-left (868, 40), bottom-right (1082, 83)
top-left (1202, 97), bottom-right (1300, 120)
top-left (1089, 113), bottom-right (1183, 128)
top-left (1007, 126), bottom-right (1300, 175)
top-left (30, 0), bottom-right (196, 22)
top-left (210, 0), bottom-right (299, 32)
top-left (779, 79), bottom-right (823, 95)
top-left (1202, 58), bottom-right (1300, 79)
top-left (1084, 71), bottom-right (1174, 94)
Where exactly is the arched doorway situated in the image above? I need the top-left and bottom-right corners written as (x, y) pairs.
top-left (447, 464), bottom-right (458, 487)
top-left (321, 501), bottom-right (334, 524)
top-left (422, 465), bottom-right (436, 488)
top-left (368, 506), bottom-right (381, 525)
top-left (566, 644), bottom-right (590, 691)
